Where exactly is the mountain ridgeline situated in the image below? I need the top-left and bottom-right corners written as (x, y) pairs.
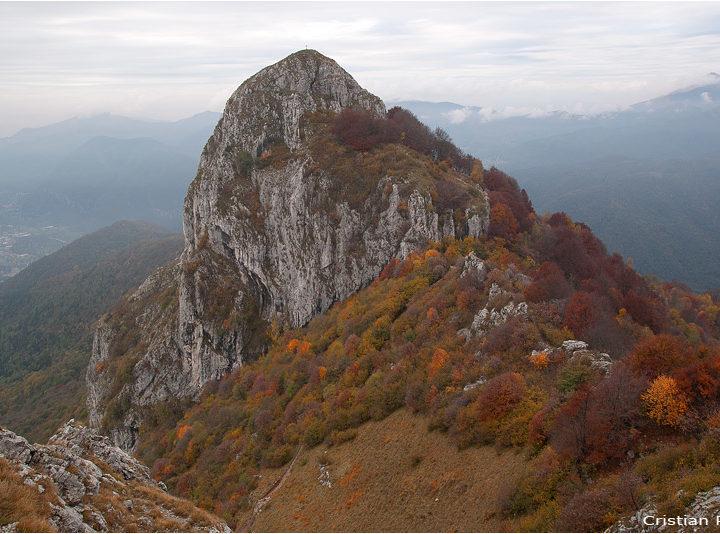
top-left (82, 51), bottom-right (720, 531)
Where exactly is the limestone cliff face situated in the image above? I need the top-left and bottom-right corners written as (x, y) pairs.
top-left (86, 50), bottom-right (489, 451)
top-left (178, 49), bottom-right (488, 396)
top-left (87, 261), bottom-right (187, 450)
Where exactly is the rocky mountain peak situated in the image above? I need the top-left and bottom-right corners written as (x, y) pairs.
top-left (204, 49), bottom-right (385, 163)
top-left (87, 50), bottom-right (488, 452)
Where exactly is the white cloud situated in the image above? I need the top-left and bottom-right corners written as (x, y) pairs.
top-left (444, 108), bottom-right (475, 124)
top-left (475, 106), bottom-right (558, 122)
top-left (1, 1), bottom-right (720, 136)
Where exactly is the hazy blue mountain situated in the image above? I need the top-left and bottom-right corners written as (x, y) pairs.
top-left (520, 156), bottom-right (720, 291)
top-left (631, 72), bottom-right (720, 112)
top-left (0, 111), bottom-right (220, 279)
top-left (17, 136), bottom-right (197, 232)
top-left (0, 111), bottom-right (220, 186)
top-left (397, 75), bottom-right (720, 290)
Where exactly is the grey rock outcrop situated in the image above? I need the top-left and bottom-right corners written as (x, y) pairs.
top-left (0, 421), bottom-right (229, 532)
top-left (87, 49), bottom-right (489, 451)
top-left (610, 487), bottom-right (720, 532)
top-left (561, 339), bottom-right (589, 352)
top-left (561, 339), bottom-right (613, 374)
top-left (201, 49), bottom-right (386, 161)
top-left (461, 251), bottom-right (487, 282)
top-left (468, 281), bottom-right (528, 339)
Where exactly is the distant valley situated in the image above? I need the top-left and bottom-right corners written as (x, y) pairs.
top-left (0, 112), bottom-right (219, 280)
top-left (0, 220), bottom-right (183, 441)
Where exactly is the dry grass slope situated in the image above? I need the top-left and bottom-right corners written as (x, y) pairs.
top-left (0, 458), bottom-right (55, 532)
top-left (242, 409), bottom-right (529, 532)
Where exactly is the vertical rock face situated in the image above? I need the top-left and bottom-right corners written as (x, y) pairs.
top-left (87, 50), bottom-right (489, 451)
top-left (178, 50), bottom-right (391, 395)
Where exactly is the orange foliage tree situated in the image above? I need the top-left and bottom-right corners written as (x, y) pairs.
top-left (475, 372), bottom-right (526, 421)
top-left (489, 202), bottom-right (519, 240)
top-left (428, 348), bottom-right (450, 379)
top-left (674, 351), bottom-right (720, 400)
top-left (287, 338), bottom-right (312, 356)
top-left (528, 351), bottom-right (550, 369)
top-left (318, 366), bottom-right (327, 381)
top-left (642, 375), bottom-right (688, 427)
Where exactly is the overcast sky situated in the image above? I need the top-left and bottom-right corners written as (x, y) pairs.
top-left (1, 1), bottom-right (719, 136)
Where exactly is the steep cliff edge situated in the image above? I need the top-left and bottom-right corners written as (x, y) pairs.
top-left (87, 50), bottom-right (489, 451)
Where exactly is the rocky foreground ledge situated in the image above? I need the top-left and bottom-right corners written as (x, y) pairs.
top-left (0, 420), bottom-right (229, 532)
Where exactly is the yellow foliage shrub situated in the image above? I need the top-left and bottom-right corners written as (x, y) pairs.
top-left (642, 375), bottom-right (688, 427)
top-left (528, 351), bottom-right (550, 369)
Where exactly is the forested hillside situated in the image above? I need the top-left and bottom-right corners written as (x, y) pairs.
top-left (53, 51), bottom-right (720, 532)
top-left (143, 213), bottom-right (720, 530)
top-left (100, 104), bottom-right (720, 530)
top-left (0, 221), bottom-right (183, 441)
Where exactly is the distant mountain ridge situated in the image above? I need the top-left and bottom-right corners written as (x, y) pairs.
top-left (396, 73), bottom-right (720, 290)
top-left (394, 73), bottom-right (720, 166)
top-left (631, 72), bottom-right (720, 112)
top-left (0, 111), bottom-right (221, 185)
top-left (0, 111), bottom-right (220, 280)
top-left (0, 220), bottom-right (176, 296)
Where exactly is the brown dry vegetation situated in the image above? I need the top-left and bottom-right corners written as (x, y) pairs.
top-left (243, 409), bottom-right (529, 532)
top-left (132, 482), bottom-right (227, 531)
top-left (0, 453), bottom-right (226, 533)
top-left (80, 464), bottom-right (227, 532)
top-left (0, 458), bottom-right (55, 532)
